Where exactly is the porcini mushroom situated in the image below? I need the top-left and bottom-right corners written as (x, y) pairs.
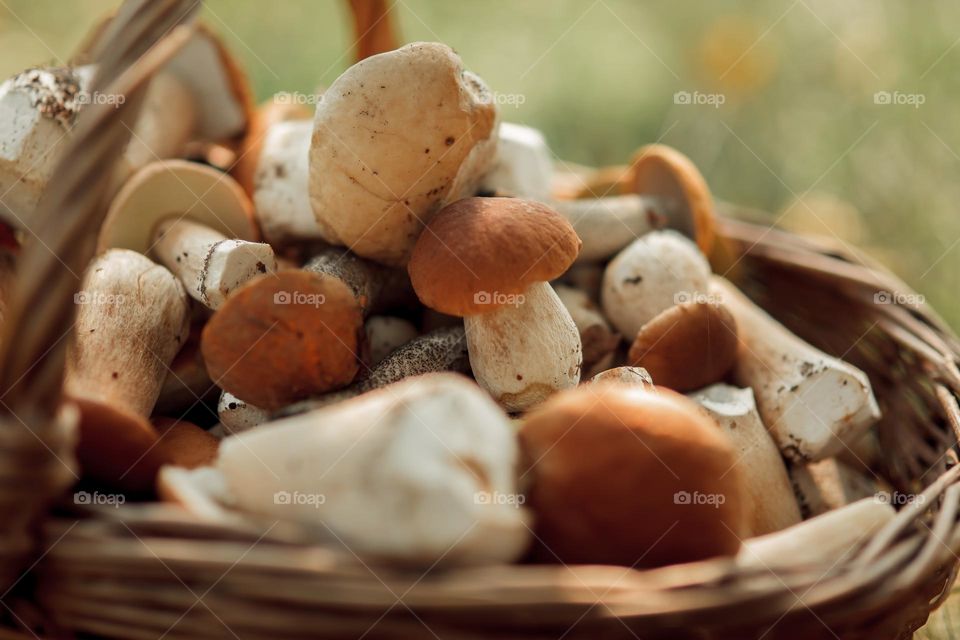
top-left (590, 366), bottom-right (654, 388)
top-left (233, 96), bottom-right (312, 196)
top-left (64, 249), bottom-right (190, 491)
top-left (200, 269), bottom-right (363, 410)
top-left (789, 457), bottom-right (884, 518)
top-left (365, 315), bottom-right (419, 366)
top-left (218, 373), bottom-right (531, 565)
top-left (711, 276), bottom-right (881, 462)
top-left (553, 284), bottom-right (619, 378)
top-left (601, 229), bottom-right (711, 340)
top-left (689, 384), bottom-right (802, 536)
top-left (408, 197), bottom-right (582, 411)
top-left (519, 384), bottom-right (747, 567)
top-left (99, 160), bottom-right (275, 310)
top-left (309, 42), bottom-right (499, 267)
top-left (217, 391), bottom-right (269, 435)
top-left (628, 301), bottom-right (738, 392)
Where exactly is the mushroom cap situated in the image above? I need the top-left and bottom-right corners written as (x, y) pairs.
top-left (71, 398), bottom-right (163, 494)
top-left (630, 144), bottom-right (715, 255)
top-left (98, 160), bottom-right (258, 253)
top-left (200, 269), bottom-right (362, 410)
top-left (519, 384), bottom-right (747, 567)
top-left (408, 198), bottom-right (581, 316)
top-left (628, 302), bottom-right (738, 392)
top-left (152, 417), bottom-right (220, 470)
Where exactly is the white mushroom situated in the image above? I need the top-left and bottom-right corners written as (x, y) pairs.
top-left (478, 121), bottom-right (552, 201)
top-left (711, 276), bottom-right (881, 462)
top-left (789, 457), bottom-right (885, 517)
top-left (590, 366), bottom-right (654, 388)
top-left (217, 391), bottom-right (269, 436)
top-left (365, 315), bottom-right (419, 366)
top-left (737, 498), bottom-right (893, 568)
top-left (688, 384), bottom-right (802, 536)
top-left (601, 229), bottom-right (711, 339)
top-left (553, 283), bottom-right (619, 377)
top-left (218, 373), bottom-right (531, 565)
top-left (309, 42), bottom-right (499, 267)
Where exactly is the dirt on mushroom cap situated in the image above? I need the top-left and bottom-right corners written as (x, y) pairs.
top-left (408, 197), bottom-right (581, 316)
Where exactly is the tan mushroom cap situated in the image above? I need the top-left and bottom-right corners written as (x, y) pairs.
top-left (518, 384), bottom-right (747, 568)
top-left (408, 197), bottom-right (581, 317)
top-left (628, 301), bottom-right (738, 392)
top-left (200, 270), bottom-right (363, 411)
top-left (98, 160), bottom-right (258, 253)
top-left (152, 417), bottom-right (220, 470)
top-left (630, 144), bottom-right (715, 255)
top-left (233, 97), bottom-right (313, 195)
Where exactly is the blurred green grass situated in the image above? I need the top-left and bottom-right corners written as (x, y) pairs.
top-left (1, 5), bottom-right (959, 633)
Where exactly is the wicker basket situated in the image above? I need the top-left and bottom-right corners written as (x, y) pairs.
top-left (3, 1), bottom-right (960, 639)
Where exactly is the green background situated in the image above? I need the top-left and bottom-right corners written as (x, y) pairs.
top-left (2, 1), bottom-right (960, 636)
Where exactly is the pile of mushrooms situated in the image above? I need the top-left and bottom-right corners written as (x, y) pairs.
top-left (2, 24), bottom-right (896, 572)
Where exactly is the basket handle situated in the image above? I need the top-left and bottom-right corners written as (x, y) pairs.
top-left (346, 0), bottom-right (398, 62)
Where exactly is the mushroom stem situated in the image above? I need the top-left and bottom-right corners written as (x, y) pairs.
top-left (152, 217), bottom-right (276, 309)
top-left (303, 247), bottom-right (386, 316)
top-left (737, 498), bottom-right (893, 568)
top-left (553, 194), bottom-right (670, 263)
top-left (689, 384), bottom-right (802, 536)
top-left (217, 390), bottom-right (269, 435)
top-left (365, 315), bottom-right (419, 366)
top-left (789, 457), bottom-right (884, 518)
top-left (553, 284), bottom-right (619, 377)
top-left (711, 277), bottom-right (881, 462)
top-left (65, 249), bottom-right (189, 418)
top-left (466, 281), bottom-right (581, 412)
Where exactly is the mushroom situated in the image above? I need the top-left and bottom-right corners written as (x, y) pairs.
top-left (309, 42), bottom-right (499, 267)
top-left (64, 249), bottom-right (190, 491)
top-left (200, 269), bottom-right (363, 410)
top-left (99, 160), bottom-right (275, 310)
top-left (590, 366), bottom-right (654, 388)
top-left (0, 66), bottom-right (93, 227)
top-left (628, 301), bottom-right (738, 392)
top-left (601, 229), bottom-right (711, 340)
top-left (571, 164), bottom-right (632, 199)
top-left (737, 498), bottom-right (894, 569)
top-left (302, 247), bottom-right (388, 316)
top-left (553, 144), bottom-right (716, 263)
top-left (478, 122), bottom-right (553, 201)
top-left (408, 198), bottom-right (582, 412)
top-left (154, 323), bottom-right (215, 414)
top-left (518, 384), bottom-right (747, 567)
top-left (218, 373), bottom-right (531, 565)
top-left (711, 276), bottom-right (881, 462)
top-left (233, 96), bottom-right (312, 195)
top-left (688, 384), bottom-right (802, 536)
top-left (158, 465), bottom-right (239, 522)
top-left (217, 391), bottom-right (269, 435)
top-left (151, 417), bottom-right (220, 470)
top-left (553, 284), bottom-right (619, 378)
top-left (789, 457), bottom-right (885, 518)
top-left (365, 315), bottom-right (418, 366)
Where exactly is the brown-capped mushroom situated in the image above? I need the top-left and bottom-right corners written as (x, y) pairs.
top-left (409, 197), bottom-right (582, 411)
top-left (99, 160), bottom-right (275, 310)
top-left (628, 301), bottom-right (738, 392)
top-left (200, 269), bottom-right (363, 410)
top-left (519, 384), bottom-right (747, 567)
top-left (309, 42), bottom-right (499, 267)
top-left (64, 249), bottom-right (190, 491)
